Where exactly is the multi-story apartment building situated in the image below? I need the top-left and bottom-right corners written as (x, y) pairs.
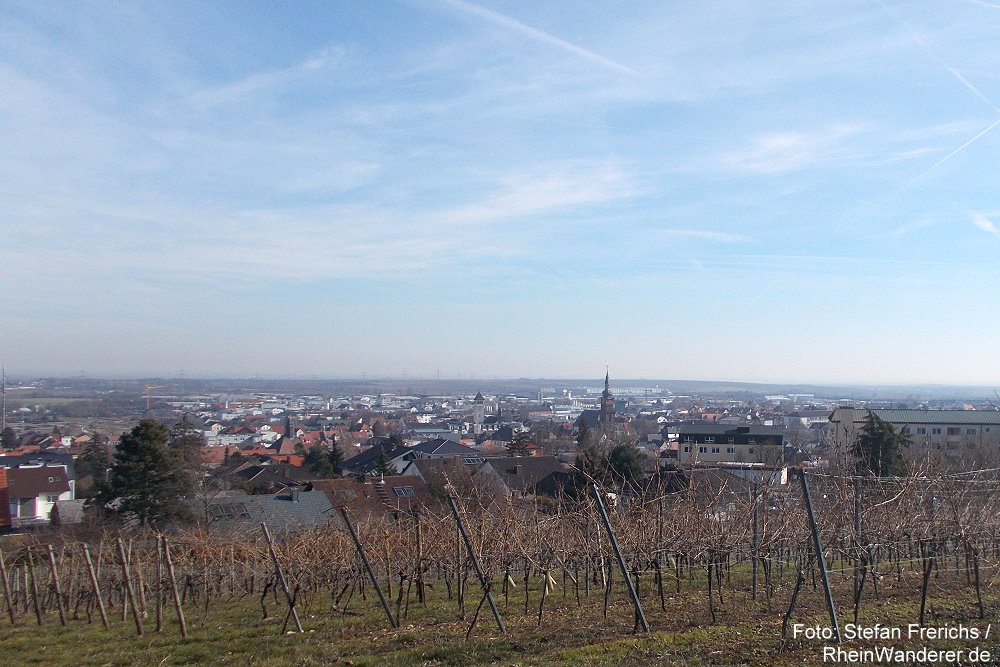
top-left (828, 407), bottom-right (1000, 469)
top-left (675, 424), bottom-right (784, 466)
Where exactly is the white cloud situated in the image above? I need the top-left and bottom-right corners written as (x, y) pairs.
top-left (972, 213), bottom-right (1000, 234)
top-left (720, 125), bottom-right (865, 174)
top-left (439, 162), bottom-right (635, 226)
top-left (657, 229), bottom-right (750, 243)
top-left (187, 46), bottom-right (346, 109)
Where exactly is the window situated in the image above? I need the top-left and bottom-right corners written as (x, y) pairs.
top-left (683, 446), bottom-right (690, 453)
top-left (947, 427), bottom-right (960, 436)
top-left (726, 447), bottom-right (735, 454)
top-left (916, 428), bottom-right (926, 435)
top-left (698, 446), bottom-right (707, 454)
top-left (749, 447), bottom-right (755, 454)
top-left (46, 495), bottom-right (59, 504)
top-left (463, 457), bottom-right (485, 464)
top-left (393, 486), bottom-right (415, 497)
top-left (728, 437), bottom-right (735, 444)
top-left (967, 428), bottom-right (977, 435)
top-left (711, 447), bottom-right (720, 454)
top-left (932, 428), bottom-right (942, 435)
top-left (206, 503), bottom-right (250, 521)
top-left (705, 437), bottom-right (715, 444)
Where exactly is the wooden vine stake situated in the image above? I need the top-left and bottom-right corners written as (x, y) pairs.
top-left (261, 522), bottom-right (303, 633)
top-left (590, 484), bottom-right (649, 633)
top-left (161, 536), bottom-right (187, 638)
top-left (26, 548), bottom-right (43, 625)
top-left (117, 538), bottom-right (143, 635)
top-left (447, 495), bottom-right (505, 634)
top-left (339, 507), bottom-right (398, 629)
top-left (45, 545), bottom-right (67, 626)
top-left (81, 543), bottom-right (109, 629)
top-left (799, 469), bottom-right (840, 644)
top-left (0, 549), bottom-right (16, 625)
top-left (155, 537), bottom-right (163, 632)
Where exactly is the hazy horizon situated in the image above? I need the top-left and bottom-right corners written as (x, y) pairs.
top-left (6, 371), bottom-right (1000, 400)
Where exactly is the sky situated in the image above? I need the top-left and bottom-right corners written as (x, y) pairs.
top-left (3, 0), bottom-right (1000, 385)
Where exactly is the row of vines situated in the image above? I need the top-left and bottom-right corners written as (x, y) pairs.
top-left (2, 469), bottom-right (999, 646)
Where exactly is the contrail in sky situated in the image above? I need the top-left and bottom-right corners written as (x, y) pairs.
top-left (442, 0), bottom-right (641, 76)
top-left (740, 280), bottom-right (778, 316)
top-left (877, 0), bottom-right (1000, 113)
top-left (874, 1), bottom-right (1000, 195)
top-left (898, 118), bottom-right (1000, 190)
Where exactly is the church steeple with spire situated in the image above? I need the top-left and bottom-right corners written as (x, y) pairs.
top-left (599, 367), bottom-right (615, 429)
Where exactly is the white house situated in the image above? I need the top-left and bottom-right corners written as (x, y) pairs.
top-left (7, 465), bottom-right (73, 526)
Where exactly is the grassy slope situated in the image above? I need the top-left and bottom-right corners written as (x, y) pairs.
top-left (1, 567), bottom-right (997, 666)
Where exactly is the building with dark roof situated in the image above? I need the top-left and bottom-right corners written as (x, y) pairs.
top-left (483, 456), bottom-right (572, 498)
top-left (6, 465), bottom-right (72, 526)
top-left (0, 470), bottom-right (10, 530)
top-left (221, 461), bottom-right (314, 492)
top-left (0, 451), bottom-right (76, 493)
top-left (341, 440), bottom-right (411, 475)
top-left (675, 424), bottom-right (783, 466)
top-left (405, 438), bottom-right (480, 459)
top-left (191, 489), bottom-right (335, 535)
top-left (311, 475), bottom-right (432, 521)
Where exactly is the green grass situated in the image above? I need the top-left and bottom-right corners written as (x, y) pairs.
top-left (1, 567), bottom-right (997, 666)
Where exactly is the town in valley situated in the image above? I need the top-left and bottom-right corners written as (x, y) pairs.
top-left (3, 372), bottom-right (997, 532)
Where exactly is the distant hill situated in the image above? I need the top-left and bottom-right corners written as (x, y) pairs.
top-left (9, 376), bottom-right (1000, 402)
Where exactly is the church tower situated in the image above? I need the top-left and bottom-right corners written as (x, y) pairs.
top-left (599, 369), bottom-right (614, 429)
top-left (473, 392), bottom-right (485, 435)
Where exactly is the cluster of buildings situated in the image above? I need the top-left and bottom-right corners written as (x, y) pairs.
top-left (1, 373), bottom-right (999, 531)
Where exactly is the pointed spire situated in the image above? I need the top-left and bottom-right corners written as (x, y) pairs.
top-left (605, 367), bottom-right (610, 392)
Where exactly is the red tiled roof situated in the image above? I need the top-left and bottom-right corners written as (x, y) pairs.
top-left (266, 454), bottom-right (304, 467)
top-left (8, 466), bottom-right (70, 497)
top-left (0, 469), bottom-right (10, 528)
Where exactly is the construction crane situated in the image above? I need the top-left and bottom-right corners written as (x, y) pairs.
top-left (145, 385), bottom-right (164, 413)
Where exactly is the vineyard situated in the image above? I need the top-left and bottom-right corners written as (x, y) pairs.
top-left (3, 469), bottom-right (1000, 665)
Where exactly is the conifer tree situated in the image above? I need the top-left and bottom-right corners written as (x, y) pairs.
top-left (75, 439), bottom-right (112, 497)
top-left (853, 410), bottom-right (912, 477)
top-left (373, 448), bottom-right (394, 477)
top-left (97, 419), bottom-right (192, 525)
top-left (304, 443), bottom-right (344, 478)
top-left (607, 442), bottom-right (644, 487)
top-left (506, 430), bottom-right (531, 457)
top-left (328, 438), bottom-right (343, 474)
top-left (169, 415), bottom-right (204, 490)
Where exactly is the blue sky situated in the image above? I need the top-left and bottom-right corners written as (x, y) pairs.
top-left (3, 0), bottom-right (1000, 384)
